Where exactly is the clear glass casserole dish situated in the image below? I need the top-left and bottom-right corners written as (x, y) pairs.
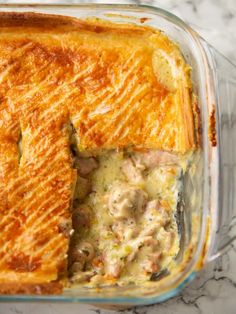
top-left (0, 2), bottom-right (236, 307)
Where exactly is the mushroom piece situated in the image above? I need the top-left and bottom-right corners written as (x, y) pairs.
top-left (108, 183), bottom-right (147, 219)
top-left (72, 205), bottom-right (92, 231)
top-left (70, 270), bottom-right (96, 283)
top-left (70, 241), bottom-right (94, 262)
top-left (57, 217), bottom-right (72, 238)
top-left (70, 245), bottom-right (87, 265)
top-left (74, 176), bottom-right (91, 200)
top-left (69, 261), bottom-right (84, 275)
top-left (75, 157), bottom-right (98, 176)
top-left (77, 241), bottom-right (95, 261)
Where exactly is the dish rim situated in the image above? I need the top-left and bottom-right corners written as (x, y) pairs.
top-left (0, 2), bottom-right (218, 305)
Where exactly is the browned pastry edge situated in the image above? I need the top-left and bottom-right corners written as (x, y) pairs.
top-left (209, 105), bottom-right (217, 147)
top-left (192, 95), bottom-right (202, 148)
top-left (0, 11), bottom-right (149, 34)
top-left (0, 281), bottom-right (63, 295)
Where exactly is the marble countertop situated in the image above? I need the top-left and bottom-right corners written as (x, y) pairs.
top-left (0, 0), bottom-right (235, 314)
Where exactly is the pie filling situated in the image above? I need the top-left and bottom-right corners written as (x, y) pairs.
top-left (68, 141), bottom-right (188, 286)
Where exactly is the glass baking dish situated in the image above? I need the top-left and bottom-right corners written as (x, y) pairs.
top-left (0, 2), bottom-right (236, 307)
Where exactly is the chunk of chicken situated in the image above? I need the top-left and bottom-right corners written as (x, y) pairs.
top-left (112, 218), bottom-right (137, 241)
top-left (104, 255), bottom-right (124, 278)
top-left (140, 252), bottom-right (162, 273)
top-left (157, 227), bottom-right (175, 251)
top-left (108, 183), bottom-right (147, 219)
top-left (75, 157), bottom-right (98, 176)
top-left (122, 158), bottom-right (144, 185)
top-left (144, 200), bottom-right (170, 227)
top-left (125, 235), bottom-right (159, 263)
top-left (145, 199), bottom-right (160, 211)
top-left (133, 150), bottom-right (179, 169)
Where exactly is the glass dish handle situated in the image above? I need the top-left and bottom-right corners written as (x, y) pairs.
top-left (203, 41), bottom-right (236, 262)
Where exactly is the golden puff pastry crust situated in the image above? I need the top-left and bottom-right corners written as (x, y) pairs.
top-left (0, 12), bottom-right (195, 293)
top-left (0, 12), bottom-right (195, 153)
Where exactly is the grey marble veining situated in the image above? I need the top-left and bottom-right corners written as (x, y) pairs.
top-left (0, 0), bottom-right (235, 314)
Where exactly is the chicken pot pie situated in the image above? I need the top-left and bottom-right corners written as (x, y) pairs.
top-left (0, 12), bottom-right (196, 294)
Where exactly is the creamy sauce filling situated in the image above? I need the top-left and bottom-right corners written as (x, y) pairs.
top-left (68, 150), bottom-right (185, 286)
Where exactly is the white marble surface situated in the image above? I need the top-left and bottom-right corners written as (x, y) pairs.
top-left (0, 0), bottom-right (235, 313)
